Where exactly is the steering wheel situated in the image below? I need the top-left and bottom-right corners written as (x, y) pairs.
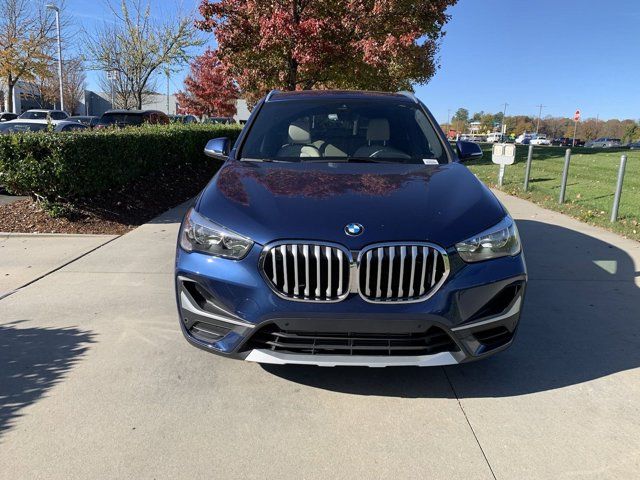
top-left (369, 147), bottom-right (411, 159)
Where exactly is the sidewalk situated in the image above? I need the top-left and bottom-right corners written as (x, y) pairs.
top-left (0, 232), bottom-right (117, 297)
top-left (1, 193), bottom-right (639, 479)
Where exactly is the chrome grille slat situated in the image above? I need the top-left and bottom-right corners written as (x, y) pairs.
top-left (408, 246), bottom-right (417, 297)
top-left (270, 249), bottom-right (278, 285)
top-left (375, 247), bottom-right (383, 299)
top-left (431, 249), bottom-right (438, 287)
top-left (315, 245), bottom-right (321, 298)
top-left (419, 247), bottom-right (427, 295)
top-left (386, 247), bottom-right (395, 299)
top-left (337, 250), bottom-right (343, 295)
top-left (397, 246), bottom-right (406, 298)
top-left (325, 246), bottom-right (332, 298)
top-left (365, 250), bottom-right (372, 296)
top-left (303, 245), bottom-right (310, 297)
top-left (292, 245), bottom-right (299, 296)
top-left (280, 245), bottom-right (288, 294)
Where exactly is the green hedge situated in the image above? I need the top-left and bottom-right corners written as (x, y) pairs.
top-left (0, 123), bottom-right (243, 201)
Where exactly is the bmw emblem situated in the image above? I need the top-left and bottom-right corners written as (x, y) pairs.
top-left (345, 223), bottom-right (364, 236)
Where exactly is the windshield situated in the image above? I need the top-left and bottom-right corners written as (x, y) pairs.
top-left (19, 111), bottom-right (49, 120)
top-left (99, 113), bottom-right (144, 125)
top-left (0, 122), bottom-right (49, 133)
top-left (240, 99), bottom-right (447, 164)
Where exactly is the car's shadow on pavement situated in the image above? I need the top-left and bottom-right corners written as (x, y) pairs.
top-left (0, 322), bottom-right (95, 438)
top-left (262, 220), bottom-right (640, 398)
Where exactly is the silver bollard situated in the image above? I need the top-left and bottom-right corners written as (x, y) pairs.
top-left (610, 154), bottom-right (628, 223)
top-left (524, 144), bottom-right (534, 191)
top-left (559, 148), bottom-right (571, 204)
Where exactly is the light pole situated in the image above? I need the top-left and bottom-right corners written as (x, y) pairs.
top-left (501, 102), bottom-right (508, 136)
top-left (46, 4), bottom-right (64, 112)
top-left (535, 104), bottom-right (545, 134)
top-left (166, 69), bottom-right (170, 115)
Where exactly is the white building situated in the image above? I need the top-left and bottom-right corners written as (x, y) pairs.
top-left (1, 80), bottom-right (56, 114)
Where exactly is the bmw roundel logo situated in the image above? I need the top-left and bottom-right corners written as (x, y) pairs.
top-left (345, 223), bottom-right (364, 236)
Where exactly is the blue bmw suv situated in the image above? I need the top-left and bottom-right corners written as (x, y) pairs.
top-left (175, 90), bottom-right (527, 367)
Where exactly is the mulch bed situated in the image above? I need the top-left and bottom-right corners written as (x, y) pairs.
top-left (0, 162), bottom-right (220, 235)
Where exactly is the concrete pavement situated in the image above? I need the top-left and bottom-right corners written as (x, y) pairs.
top-left (0, 193), bottom-right (29, 206)
top-left (0, 233), bottom-right (117, 297)
top-left (1, 193), bottom-right (639, 479)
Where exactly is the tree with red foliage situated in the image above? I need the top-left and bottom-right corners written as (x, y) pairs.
top-left (176, 49), bottom-right (239, 117)
top-left (196, 0), bottom-right (457, 104)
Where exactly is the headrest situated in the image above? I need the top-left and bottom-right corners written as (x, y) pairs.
top-left (367, 118), bottom-right (390, 142)
top-left (288, 118), bottom-right (311, 144)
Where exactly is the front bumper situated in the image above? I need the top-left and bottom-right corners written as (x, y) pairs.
top-left (175, 245), bottom-right (527, 367)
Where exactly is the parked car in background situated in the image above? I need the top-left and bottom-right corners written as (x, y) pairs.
top-left (627, 141), bottom-right (640, 150)
top-left (169, 114), bottom-right (199, 124)
top-left (69, 116), bottom-right (100, 128)
top-left (95, 110), bottom-right (170, 128)
top-left (0, 119), bottom-right (87, 134)
top-left (203, 116), bottom-right (235, 125)
top-left (553, 137), bottom-right (584, 147)
top-left (0, 112), bottom-right (19, 122)
top-left (530, 135), bottom-right (551, 146)
top-left (515, 133), bottom-right (533, 145)
top-left (585, 137), bottom-right (622, 148)
top-left (19, 109), bottom-right (69, 121)
top-left (486, 132), bottom-right (505, 143)
top-left (175, 90), bottom-right (527, 367)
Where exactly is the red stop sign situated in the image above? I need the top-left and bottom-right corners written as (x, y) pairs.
top-left (574, 110), bottom-right (581, 121)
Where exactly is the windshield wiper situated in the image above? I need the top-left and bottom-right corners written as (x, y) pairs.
top-left (344, 157), bottom-right (403, 164)
top-left (241, 157), bottom-right (294, 163)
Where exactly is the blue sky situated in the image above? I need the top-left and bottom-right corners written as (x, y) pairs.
top-left (417, 0), bottom-right (640, 122)
top-left (68, 0), bottom-right (639, 122)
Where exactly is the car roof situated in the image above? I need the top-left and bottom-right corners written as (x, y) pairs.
top-left (266, 90), bottom-right (417, 103)
top-left (23, 109), bottom-right (65, 113)
top-left (104, 109), bottom-right (164, 114)
top-left (4, 119), bottom-right (73, 125)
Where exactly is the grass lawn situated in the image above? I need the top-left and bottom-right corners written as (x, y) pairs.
top-left (465, 145), bottom-right (640, 242)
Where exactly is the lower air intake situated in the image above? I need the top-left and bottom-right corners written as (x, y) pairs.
top-left (245, 326), bottom-right (459, 356)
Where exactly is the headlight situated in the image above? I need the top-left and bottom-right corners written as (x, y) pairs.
top-left (179, 208), bottom-right (254, 259)
top-left (455, 216), bottom-right (521, 262)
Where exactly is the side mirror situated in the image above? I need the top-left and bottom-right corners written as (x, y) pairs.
top-left (456, 140), bottom-right (483, 162)
top-left (204, 137), bottom-right (230, 160)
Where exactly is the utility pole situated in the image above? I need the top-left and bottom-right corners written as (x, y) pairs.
top-left (107, 70), bottom-right (116, 108)
top-left (501, 102), bottom-right (508, 135)
top-left (446, 109), bottom-right (451, 134)
top-left (166, 69), bottom-right (170, 115)
top-left (46, 4), bottom-right (64, 112)
top-left (535, 104), bottom-right (545, 134)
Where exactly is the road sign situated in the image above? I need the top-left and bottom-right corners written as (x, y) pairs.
top-left (492, 143), bottom-right (516, 186)
top-left (574, 109), bottom-right (581, 122)
top-left (492, 143), bottom-right (516, 165)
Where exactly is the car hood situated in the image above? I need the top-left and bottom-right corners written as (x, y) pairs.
top-left (196, 161), bottom-right (506, 249)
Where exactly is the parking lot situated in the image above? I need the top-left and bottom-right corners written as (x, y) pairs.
top-left (1, 191), bottom-right (639, 479)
